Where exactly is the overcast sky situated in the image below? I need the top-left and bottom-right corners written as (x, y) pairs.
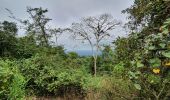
top-left (0, 0), bottom-right (134, 51)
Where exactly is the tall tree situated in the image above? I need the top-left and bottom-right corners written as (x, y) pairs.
top-left (71, 14), bottom-right (120, 76)
top-left (26, 7), bottom-right (52, 47)
top-left (6, 7), bottom-right (66, 47)
top-left (0, 21), bottom-right (18, 57)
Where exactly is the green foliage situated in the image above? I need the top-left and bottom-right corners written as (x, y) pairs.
top-left (149, 58), bottom-right (161, 68)
top-left (26, 7), bottom-right (52, 46)
top-left (85, 76), bottom-right (137, 100)
top-left (134, 83), bottom-right (141, 90)
top-left (67, 52), bottom-right (79, 59)
top-left (2, 4), bottom-right (170, 99)
top-left (14, 35), bottom-right (37, 59)
top-left (0, 60), bottom-right (13, 99)
top-left (99, 45), bottom-right (115, 74)
top-left (0, 21), bottom-right (18, 58)
top-left (126, 18), bottom-right (170, 99)
top-left (113, 32), bottom-right (144, 67)
top-left (8, 73), bottom-right (26, 100)
top-left (111, 16), bottom-right (170, 99)
top-left (123, 0), bottom-right (170, 33)
top-left (112, 62), bottom-right (125, 77)
top-left (17, 53), bottom-right (89, 96)
top-left (0, 60), bottom-right (25, 100)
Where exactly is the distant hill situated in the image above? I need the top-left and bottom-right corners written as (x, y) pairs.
top-left (66, 50), bottom-right (102, 56)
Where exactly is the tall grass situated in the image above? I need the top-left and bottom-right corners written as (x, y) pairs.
top-left (85, 76), bottom-right (138, 100)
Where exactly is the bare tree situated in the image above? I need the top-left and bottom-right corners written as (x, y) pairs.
top-left (50, 28), bottom-right (70, 46)
top-left (71, 14), bottom-right (120, 76)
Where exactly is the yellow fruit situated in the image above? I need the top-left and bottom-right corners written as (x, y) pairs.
top-left (153, 68), bottom-right (160, 74)
top-left (165, 62), bottom-right (170, 66)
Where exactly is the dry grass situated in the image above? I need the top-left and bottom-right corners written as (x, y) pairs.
top-left (26, 96), bottom-right (83, 100)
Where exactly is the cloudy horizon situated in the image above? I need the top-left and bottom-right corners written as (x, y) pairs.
top-left (0, 0), bottom-right (134, 51)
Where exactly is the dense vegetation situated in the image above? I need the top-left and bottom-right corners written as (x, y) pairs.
top-left (1, 0), bottom-right (170, 100)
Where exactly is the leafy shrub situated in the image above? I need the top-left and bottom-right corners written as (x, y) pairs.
top-left (112, 62), bottom-right (126, 78)
top-left (18, 54), bottom-right (92, 96)
top-left (0, 60), bottom-right (26, 100)
top-left (127, 19), bottom-right (170, 99)
top-left (8, 73), bottom-right (26, 100)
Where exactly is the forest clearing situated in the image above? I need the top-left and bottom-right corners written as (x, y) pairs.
top-left (1, 0), bottom-right (170, 100)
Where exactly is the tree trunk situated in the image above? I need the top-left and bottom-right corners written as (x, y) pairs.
top-left (55, 35), bottom-right (58, 46)
top-left (93, 48), bottom-right (99, 77)
top-left (40, 24), bottom-right (48, 47)
top-left (93, 56), bottom-right (97, 77)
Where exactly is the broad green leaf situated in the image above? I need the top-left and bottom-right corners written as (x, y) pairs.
top-left (162, 51), bottom-right (170, 58)
top-left (164, 18), bottom-right (170, 24)
top-left (134, 83), bottom-right (141, 90)
top-left (162, 29), bottom-right (169, 34)
top-left (130, 60), bottom-right (135, 65)
top-left (148, 46), bottom-right (156, 50)
top-left (159, 43), bottom-right (166, 48)
top-left (137, 61), bottom-right (144, 68)
top-left (149, 58), bottom-right (161, 67)
top-left (128, 71), bottom-right (136, 79)
top-left (128, 71), bottom-right (139, 79)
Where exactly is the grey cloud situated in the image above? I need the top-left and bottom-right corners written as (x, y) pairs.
top-left (0, 0), bottom-right (134, 50)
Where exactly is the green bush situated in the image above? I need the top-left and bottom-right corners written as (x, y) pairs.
top-left (112, 62), bottom-right (126, 78)
top-left (0, 60), bottom-right (26, 100)
top-left (8, 73), bottom-right (26, 100)
top-left (18, 54), bottom-right (92, 96)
